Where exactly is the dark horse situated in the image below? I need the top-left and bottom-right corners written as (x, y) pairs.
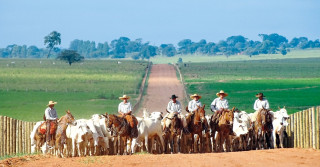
top-left (254, 108), bottom-right (274, 149)
top-left (102, 113), bottom-right (137, 155)
top-left (185, 105), bottom-right (206, 153)
top-left (163, 110), bottom-right (183, 154)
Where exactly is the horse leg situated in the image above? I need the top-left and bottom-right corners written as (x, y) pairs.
top-left (123, 137), bottom-right (128, 155)
top-left (226, 134), bottom-right (231, 152)
top-left (144, 136), bottom-right (149, 153)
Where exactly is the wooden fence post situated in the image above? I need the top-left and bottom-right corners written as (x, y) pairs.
top-left (12, 119), bottom-right (16, 155)
top-left (0, 116), bottom-right (3, 157)
top-left (305, 109), bottom-right (309, 148)
top-left (3, 116), bottom-right (7, 156)
top-left (294, 112), bottom-right (297, 148)
top-left (19, 120), bottom-right (22, 154)
top-left (7, 117), bottom-right (10, 155)
top-left (286, 115), bottom-right (291, 147)
top-left (312, 107), bottom-right (316, 149)
top-left (22, 121), bottom-right (25, 153)
top-left (309, 108), bottom-right (312, 148)
top-left (299, 111), bottom-right (303, 148)
top-left (316, 106), bottom-right (320, 149)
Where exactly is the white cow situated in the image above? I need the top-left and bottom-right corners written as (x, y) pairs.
top-left (131, 110), bottom-right (164, 153)
top-left (78, 119), bottom-right (101, 156)
top-left (91, 114), bottom-right (112, 155)
top-left (66, 119), bottom-right (90, 157)
top-left (233, 111), bottom-right (251, 136)
top-left (272, 107), bottom-right (289, 148)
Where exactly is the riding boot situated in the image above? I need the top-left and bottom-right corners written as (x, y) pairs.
top-left (46, 120), bottom-right (51, 145)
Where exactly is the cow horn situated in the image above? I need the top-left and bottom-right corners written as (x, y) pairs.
top-left (284, 106), bottom-right (286, 109)
top-left (278, 106), bottom-right (281, 110)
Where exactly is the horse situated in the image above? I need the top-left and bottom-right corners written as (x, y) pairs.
top-left (102, 113), bottom-right (136, 155)
top-left (185, 105), bottom-right (206, 153)
top-left (55, 110), bottom-right (77, 157)
top-left (215, 107), bottom-right (235, 152)
top-left (253, 108), bottom-right (274, 149)
top-left (30, 121), bottom-right (45, 153)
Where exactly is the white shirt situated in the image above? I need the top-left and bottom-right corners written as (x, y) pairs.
top-left (45, 107), bottom-right (58, 120)
top-left (118, 102), bottom-right (132, 114)
top-left (188, 99), bottom-right (202, 112)
top-left (253, 98), bottom-right (269, 111)
top-left (211, 98), bottom-right (229, 112)
top-left (167, 100), bottom-right (182, 114)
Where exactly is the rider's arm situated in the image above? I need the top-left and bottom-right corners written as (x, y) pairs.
top-left (253, 100), bottom-right (259, 111)
top-left (210, 99), bottom-right (217, 112)
top-left (188, 101), bottom-right (193, 112)
top-left (167, 101), bottom-right (173, 113)
top-left (265, 100), bottom-right (270, 109)
top-left (225, 100), bottom-right (229, 109)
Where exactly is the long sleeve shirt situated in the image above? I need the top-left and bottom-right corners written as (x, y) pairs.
top-left (210, 98), bottom-right (229, 112)
top-left (167, 100), bottom-right (182, 114)
top-left (45, 107), bottom-right (58, 120)
top-left (253, 98), bottom-right (270, 111)
top-left (118, 102), bottom-right (132, 114)
top-left (188, 99), bottom-right (202, 113)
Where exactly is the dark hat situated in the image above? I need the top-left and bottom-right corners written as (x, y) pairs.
top-left (170, 94), bottom-right (178, 99)
top-left (256, 93), bottom-right (265, 98)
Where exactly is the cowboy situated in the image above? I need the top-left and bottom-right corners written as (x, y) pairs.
top-left (188, 94), bottom-right (202, 114)
top-left (163, 95), bottom-right (187, 132)
top-left (187, 94), bottom-right (209, 132)
top-left (211, 90), bottom-right (229, 124)
top-left (253, 93), bottom-right (270, 111)
top-left (44, 101), bottom-right (58, 148)
top-left (118, 95), bottom-right (138, 137)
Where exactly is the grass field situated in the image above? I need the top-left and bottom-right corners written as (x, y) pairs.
top-left (151, 48), bottom-right (320, 64)
top-left (0, 59), bottom-right (149, 121)
top-left (179, 58), bottom-right (320, 114)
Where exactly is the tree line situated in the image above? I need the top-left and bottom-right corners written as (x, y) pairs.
top-left (1, 32), bottom-right (320, 59)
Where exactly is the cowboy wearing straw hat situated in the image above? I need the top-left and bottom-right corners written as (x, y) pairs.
top-left (253, 93), bottom-right (269, 111)
top-left (163, 95), bottom-right (188, 132)
top-left (188, 94), bottom-right (202, 114)
top-left (44, 100), bottom-right (58, 147)
top-left (211, 90), bottom-right (229, 124)
top-left (118, 95), bottom-right (138, 137)
top-left (186, 93), bottom-right (209, 132)
top-left (211, 90), bottom-right (229, 113)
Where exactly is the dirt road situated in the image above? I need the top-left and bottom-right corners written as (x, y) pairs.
top-left (2, 148), bottom-right (319, 167)
top-left (138, 64), bottom-right (186, 115)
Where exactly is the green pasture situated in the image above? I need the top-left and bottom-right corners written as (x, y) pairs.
top-left (151, 48), bottom-right (320, 64)
top-left (179, 58), bottom-right (320, 114)
top-left (0, 59), bottom-right (148, 121)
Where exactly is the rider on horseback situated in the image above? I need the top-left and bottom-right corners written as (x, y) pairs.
top-left (254, 93), bottom-right (270, 111)
top-left (211, 90), bottom-right (229, 124)
top-left (163, 94), bottom-right (188, 133)
top-left (44, 101), bottom-right (58, 148)
top-left (187, 94), bottom-right (209, 132)
top-left (118, 95), bottom-right (138, 138)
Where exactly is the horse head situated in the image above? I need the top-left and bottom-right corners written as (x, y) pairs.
top-left (102, 112), bottom-right (113, 129)
top-left (64, 110), bottom-right (76, 126)
top-left (170, 114), bottom-right (182, 134)
top-left (194, 105), bottom-right (206, 125)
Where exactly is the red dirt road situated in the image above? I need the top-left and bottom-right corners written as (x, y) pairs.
top-left (1, 149), bottom-right (319, 167)
top-left (138, 64), bottom-right (186, 115)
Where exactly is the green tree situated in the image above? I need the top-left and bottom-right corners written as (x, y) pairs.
top-left (44, 31), bottom-right (61, 58)
top-left (57, 50), bottom-right (84, 66)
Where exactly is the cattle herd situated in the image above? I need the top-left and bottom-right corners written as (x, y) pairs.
top-left (30, 107), bottom-right (290, 157)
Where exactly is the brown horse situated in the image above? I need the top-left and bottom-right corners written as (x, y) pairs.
top-left (254, 108), bottom-right (273, 149)
top-left (186, 105), bottom-right (206, 153)
top-left (215, 107), bottom-right (235, 152)
top-left (102, 113), bottom-right (135, 155)
top-left (55, 110), bottom-right (77, 157)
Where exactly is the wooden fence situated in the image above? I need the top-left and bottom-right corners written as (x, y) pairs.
top-left (285, 106), bottom-right (320, 149)
top-left (0, 116), bottom-right (35, 157)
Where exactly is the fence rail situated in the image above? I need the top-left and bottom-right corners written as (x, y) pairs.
top-left (0, 106), bottom-right (319, 157)
top-left (285, 106), bottom-right (320, 149)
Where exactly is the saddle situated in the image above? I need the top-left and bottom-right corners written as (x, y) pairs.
top-left (39, 121), bottom-right (57, 135)
top-left (119, 114), bottom-right (138, 138)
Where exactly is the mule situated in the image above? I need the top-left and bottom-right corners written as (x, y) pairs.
top-left (185, 105), bottom-right (206, 153)
top-left (55, 110), bottom-right (77, 157)
top-left (215, 107), bottom-right (235, 152)
top-left (102, 113), bottom-right (137, 155)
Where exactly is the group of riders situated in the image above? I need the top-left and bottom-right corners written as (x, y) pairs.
top-left (43, 90), bottom-right (269, 148)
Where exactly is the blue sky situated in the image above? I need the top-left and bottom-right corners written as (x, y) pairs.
top-left (0, 0), bottom-right (319, 48)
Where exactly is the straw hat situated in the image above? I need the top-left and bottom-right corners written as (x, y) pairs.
top-left (216, 90), bottom-right (228, 97)
top-left (47, 101), bottom-right (57, 106)
top-left (119, 95), bottom-right (130, 100)
top-left (190, 94), bottom-right (202, 99)
top-left (255, 93), bottom-right (265, 98)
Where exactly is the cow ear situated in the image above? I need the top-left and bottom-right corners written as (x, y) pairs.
top-left (278, 106), bottom-right (281, 110)
top-left (203, 104), bottom-right (205, 109)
